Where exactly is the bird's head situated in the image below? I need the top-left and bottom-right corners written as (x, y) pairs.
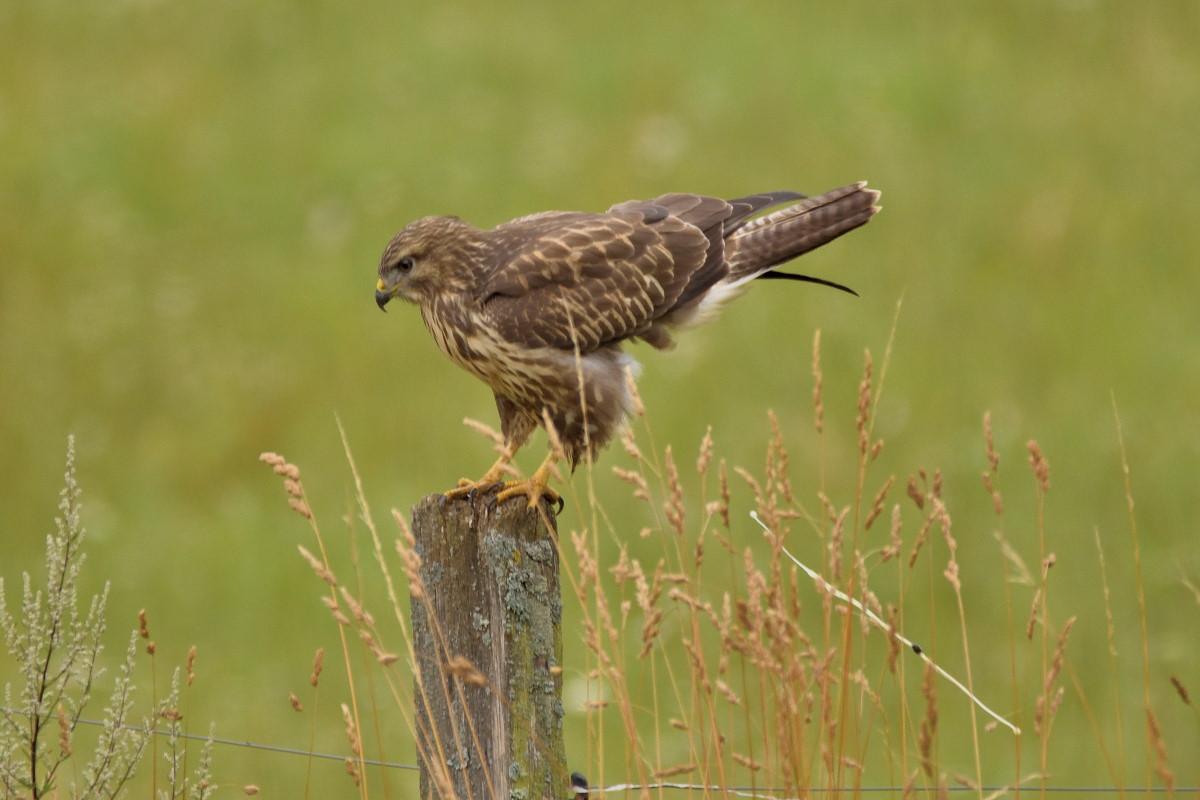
top-left (375, 216), bottom-right (479, 310)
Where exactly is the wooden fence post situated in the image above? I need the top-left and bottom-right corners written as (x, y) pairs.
top-left (409, 493), bottom-right (568, 800)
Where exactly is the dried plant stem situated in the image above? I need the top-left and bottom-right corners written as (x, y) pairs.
top-left (982, 411), bottom-right (1026, 789)
top-left (935, 501), bottom-right (985, 790)
top-left (260, 452), bottom-right (369, 800)
top-left (1111, 395), bottom-right (1156, 789)
top-left (1091, 525), bottom-right (1126, 786)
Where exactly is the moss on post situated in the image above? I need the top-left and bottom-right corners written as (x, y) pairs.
top-left (409, 493), bottom-right (567, 800)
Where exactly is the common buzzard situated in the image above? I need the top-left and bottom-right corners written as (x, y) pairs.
top-left (376, 182), bottom-right (881, 508)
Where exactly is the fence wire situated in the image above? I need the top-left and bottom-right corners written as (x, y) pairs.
top-left (5, 709), bottom-right (1190, 796)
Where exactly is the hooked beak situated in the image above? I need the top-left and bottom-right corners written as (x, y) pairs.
top-left (375, 279), bottom-right (393, 311)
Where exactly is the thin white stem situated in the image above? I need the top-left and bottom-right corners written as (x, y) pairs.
top-left (750, 511), bottom-right (1021, 736)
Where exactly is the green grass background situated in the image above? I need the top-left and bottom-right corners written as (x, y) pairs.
top-left (3, 1), bottom-right (1198, 795)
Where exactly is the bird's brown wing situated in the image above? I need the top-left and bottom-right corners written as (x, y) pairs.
top-left (479, 208), bottom-right (714, 352)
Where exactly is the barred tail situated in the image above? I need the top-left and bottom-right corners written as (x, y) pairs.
top-left (726, 182), bottom-right (880, 282)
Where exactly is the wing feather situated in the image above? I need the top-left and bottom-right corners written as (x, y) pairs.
top-left (480, 212), bottom-right (710, 352)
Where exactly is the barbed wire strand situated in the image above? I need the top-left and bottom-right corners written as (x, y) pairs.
top-left (5, 709), bottom-right (1190, 796)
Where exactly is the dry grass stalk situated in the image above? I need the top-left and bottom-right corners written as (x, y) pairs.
top-left (857, 350), bottom-right (873, 458)
top-left (444, 655), bottom-right (488, 687)
top-left (731, 751), bottom-right (761, 771)
top-left (907, 501), bottom-right (936, 569)
top-left (338, 586), bottom-right (373, 626)
top-left (261, 446), bottom-right (392, 798)
top-left (696, 426), bottom-right (714, 476)
top-left (620, 427), bottom-right (645, 462)
top-left (918, 662), bottom-right (938, 779)
top-left (982, 412), bottom-right (1004, 515)
top-left (864, 476), bottom-right (894, 531)
top-left (1025, 553), bottom-right (1056, 642)
top-left (543, 409), bottom-right (568, 465)
top-left (768, 411), bottom-right (795, 505)
top-left (394, 521), bottom-right (427, 601)
top-left (885, 605), bottom-right (902, 674)
top-left (983, 412), bottom-right (1000, 472)
top-left (652, 763), bottom-right (697, 779)
top-left (299, 545), bottom-right (337, 587)
top-left (663, 446), bottom-right (685, 537)
top-left (734, 465), bottom-right (765, 514)
top-left (310, 648), bottom-right (325, 687)
top-left (1145, 708), bottom-right (1176, 791)
top-left (982, 471), bottom-right (1004, 516)
top-left (1035, 617), bottom-right (1075, 737)
top-left (934, 501), bottom-right (960, 592)
top-left (1026, 440), bottom-right (1051, 492)
top-left (906, 474), bottom-right (925, 510)
top-left (622, 363), bottom-right (646, 418)
top-left (462, 416), bottom-right (506, 447)
top-left (1024, 588), bottom-right (1042, 641)
top-left (340, 703), bottom-right (362, 786)
top-left (716, 461), bottom-right (731, 528)
top-left (1169, 675), bottom-right (1191, 706)
top-left (259, 453), bottom-right (312, 521)
top-left (881, 504), bottom-right (903, 563)
top-left (56, 705), bottom-right (71, 758)
top-left (827, 504), bottom-right (848, 582)
top-left (141, 612), bottom-right (157, 657)
top-left (812, 329), bottom-right (825, 435)
top-left (612, 466), bottom-right (651, 503)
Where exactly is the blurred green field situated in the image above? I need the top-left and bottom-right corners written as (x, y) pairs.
top-left (3, 1), bottom-right (1199, 795)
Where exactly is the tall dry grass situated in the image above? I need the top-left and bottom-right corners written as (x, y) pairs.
top-left (259, 328), bottom-right (1193, 798)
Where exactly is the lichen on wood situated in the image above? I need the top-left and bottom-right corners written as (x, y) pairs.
top-left (409, 493), bottom-right (567, 800)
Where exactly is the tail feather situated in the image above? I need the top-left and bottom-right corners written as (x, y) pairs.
top-left (723, 191), bottom-right (807, 232)
top-left (727, 182), bottom-right (880, 281)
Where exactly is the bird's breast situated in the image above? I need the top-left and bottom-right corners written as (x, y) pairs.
top-left (421, 301), bottom-right (551, 399)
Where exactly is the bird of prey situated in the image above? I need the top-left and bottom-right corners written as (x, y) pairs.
top-left (376, 182), bottom-right (880, 509)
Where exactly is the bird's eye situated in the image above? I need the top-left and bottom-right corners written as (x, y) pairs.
top-left (397, 256), bottom-right (415, 273)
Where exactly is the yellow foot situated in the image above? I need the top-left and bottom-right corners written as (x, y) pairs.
top-left (441, 477), bottom-right (503, 504)
top-left (440, 452), bottom-right (563, 513)
top-left (494, 476), bottom-right (562, 513)
top-left (440, 453), bottom-right (514, 506)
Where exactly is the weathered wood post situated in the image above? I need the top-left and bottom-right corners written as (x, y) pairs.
top-left (409, 493), bottom-right (568, 800)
